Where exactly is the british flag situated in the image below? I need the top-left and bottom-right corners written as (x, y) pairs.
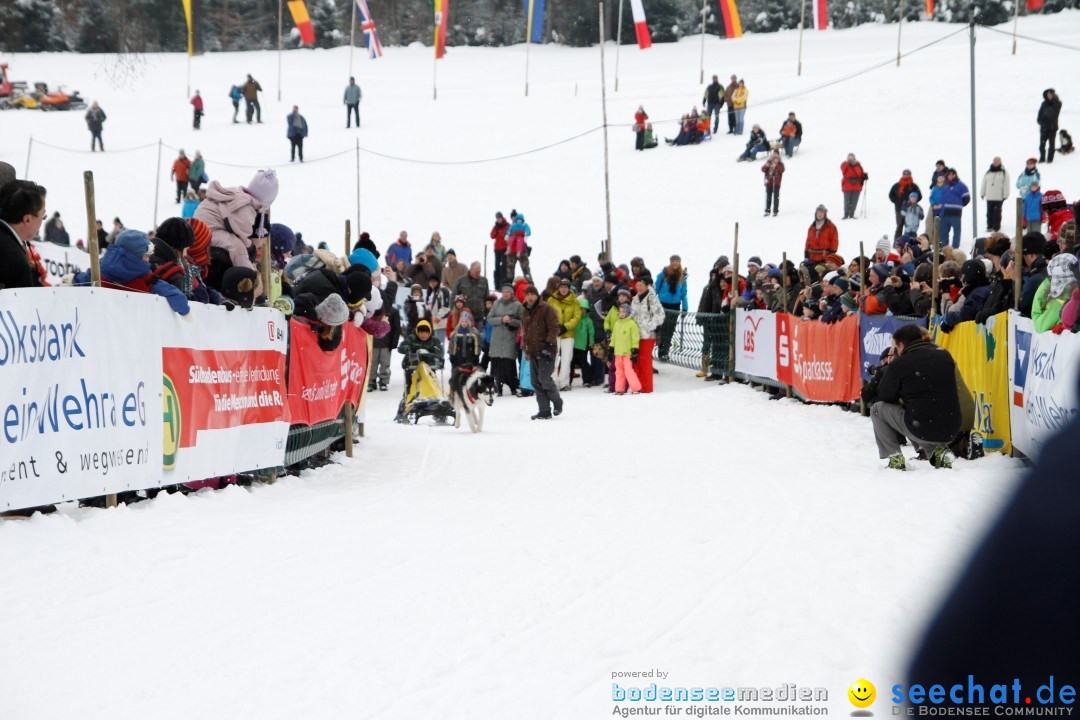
top-left (355, 0), bottom-right (383, 58)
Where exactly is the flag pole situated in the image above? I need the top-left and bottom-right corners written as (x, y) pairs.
top-left (614, 0), bottom-right (624, 91)
top-left (277, 0), bottom-right (283, 101)
top-left (1011, 0), bottom-right (1019, 54)
top-left (698, 0), bottom-right (708, 84)
top-left (599, 2), bottom-right (613, 259)
top-left (433, 46), bottom-right (439, 100)
top-left (350, 0), bottom-right (357, 76)
top-left (797, 0), bottom-right (806, 76)
top-left (896, 0), bottom-right (904, 66)
top-left (525, 0), bottom-right (534, 96)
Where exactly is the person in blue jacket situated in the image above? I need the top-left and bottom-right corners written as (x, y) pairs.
top-left (73, 229), bottom-right (190, 315)
top-left (656, 255), bottom-right (689, 361)
top-left (940, 168), bottom-right (971, 250)
top-left (287, 105), bottom-right (309, 163)
top-left (229, 85), bottom-right (242, 123)
top-left (940, 259), bottom-right (990, 332)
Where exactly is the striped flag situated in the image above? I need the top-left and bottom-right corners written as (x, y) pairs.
top-left (1027, 0), bottom-right (1043, 9)
top-left (181, 0), bottom-right (194, 55)
top-left (925, 0), bottom-right (933, 15)
top-left (287, 0), bottom-right (316, 45)
top-left (718, 0), bottom-right (742, 38)
top-left (355, 0), bottom-right (383, 58)
top-left (434, 0), bottom-right (449, 58)
top-left (811, 0), bottom-right (827, 29)
top-left (629, 0), bottom-right (652, 48)
top-left (523, 0), bottom-right (545, 43)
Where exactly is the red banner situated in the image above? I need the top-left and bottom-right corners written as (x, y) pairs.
top-left (163, 348), bottom-right (288, 455)
top-left (776, 313), bottom-right (861, 403)
top-left (287, 319), bottom-right (369, 426)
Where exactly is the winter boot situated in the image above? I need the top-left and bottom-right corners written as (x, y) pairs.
top-left (531, 412), bottom-right (552, 420)
top-left (887, 454), bottom-right (907, 471)
top-left (931, 446), bottom-right (954, 469)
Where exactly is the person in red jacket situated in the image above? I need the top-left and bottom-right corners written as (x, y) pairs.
top-left (171, 149), bottom-right (192, 203)
top-left (491, 210), bottom-right (510, 290)
top-left (840, 153), bottom-right (868, 219)
top-left (805, 204), bottom-right (839, 262)
top-left (634, 106), bottom-right (649, 151)
top-left (190, 90), bottom-right (204, 130)
top-left (761, 150), bottom-right (785, 217)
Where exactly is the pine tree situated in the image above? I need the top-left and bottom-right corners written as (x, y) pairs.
top-left (3, 0), bottom-right (71, 52)
top-left (310, 0), bottom-right (345, 48)
top-left (76, 2), bottom-right (119, 53)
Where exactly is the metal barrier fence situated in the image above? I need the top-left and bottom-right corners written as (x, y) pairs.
top-left (284, 416), bottom-right (347, 467)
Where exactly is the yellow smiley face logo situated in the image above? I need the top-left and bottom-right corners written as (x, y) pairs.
top-left (848, 679), bottom-right (876, 709)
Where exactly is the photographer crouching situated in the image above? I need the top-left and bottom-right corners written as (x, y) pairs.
top-left (867, 324), bottom-right (962, 471)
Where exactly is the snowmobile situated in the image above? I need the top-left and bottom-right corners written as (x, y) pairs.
top-left (0, 93), bottom-right (39, 110)
top-left (34, 83), bottom-right (87, 111)
top-left (0, 63), bottom-right (28, 98)
top-left (395, 355), bottom-right (456, 425)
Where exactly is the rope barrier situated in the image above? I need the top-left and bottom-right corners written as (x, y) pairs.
top-left (30, 139), bottom-right (159, 154)
top-left (982, 24), bottom-right (1080, 52)
top-left (160, 141), bottom-right (355, 168)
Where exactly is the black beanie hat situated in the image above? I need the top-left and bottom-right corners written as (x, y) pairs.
top-left (156, 217), bottom-right (195, 250)
top-left (345, 271), bottom-right (373, 304)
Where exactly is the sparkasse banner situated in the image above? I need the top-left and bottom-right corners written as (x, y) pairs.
top-left (0, 288), bottom-right (162, 510)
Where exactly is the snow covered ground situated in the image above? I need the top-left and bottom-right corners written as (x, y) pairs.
top-left (0, 368), bottom-right (1023, 719)
top-left (0, 16), bottom-right (1063, 718)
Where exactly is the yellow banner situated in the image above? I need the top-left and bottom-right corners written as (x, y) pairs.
top-left (933, 311), bottom-right (1011, 453)
top-left (181, 0), bottom-right (193, 56)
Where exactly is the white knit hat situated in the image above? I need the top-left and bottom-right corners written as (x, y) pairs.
top-left (245, 169), bottom-right (279, 207)
top-left (315, 294), bottom-right (349, 326)
top-left (876, 235), bottom-right (892, 254)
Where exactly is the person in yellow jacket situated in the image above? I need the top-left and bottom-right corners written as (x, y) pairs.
top-left (547, 278), bottom-right (581, 390)
top-left (610, 303), bottom-right (642, 394)
top-left (732, 80), bottom-right (748, 136)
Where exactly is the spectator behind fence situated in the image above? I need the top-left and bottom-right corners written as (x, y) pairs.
top-left (71, 229), bottom-right (190, 315)
top-left (0, 179), bottom-right (48, 289)
top-left (870, 324), bottom-right (962, 471)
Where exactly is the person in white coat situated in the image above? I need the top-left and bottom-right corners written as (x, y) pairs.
top-left (629, 275), bottom-right (666, 393)
top-left (980, 157), bottom-right (1011, 233)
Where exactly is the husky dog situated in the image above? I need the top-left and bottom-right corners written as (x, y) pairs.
top-left (448, 364), bottom-right (497, 433)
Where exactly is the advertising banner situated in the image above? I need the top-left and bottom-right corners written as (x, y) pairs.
top-left (858, 313), bottom-right (927, 381)
top-left (934, 311), bottom-right (1012, 453)
top-left (1008, 312), bottom-right (1080, 458)
top-left (287, 320), bottom-right (369, 426)
top-left (777, 313), bottom-right (861, 403)
top-left (161, 304), bottom-right (290, 482)
top-left (0, 288), bottom-right (162, 511)
top-left (734, 310), bottom-right (777, 381)
top-left (30, 241), bottom-right (92, 287)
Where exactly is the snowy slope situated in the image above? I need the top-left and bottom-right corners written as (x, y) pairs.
top-left (0, 368), bottom-right (1022, 719)
top-left (3, 15), bottom-right (1080, 288)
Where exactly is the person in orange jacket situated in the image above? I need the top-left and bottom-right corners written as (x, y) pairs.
top-left (840, 153), bottom-right (868, 219)
top-left (804, 204), bottom-right (839, 262)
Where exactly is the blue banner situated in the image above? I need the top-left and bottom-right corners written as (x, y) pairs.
top-left (859, 314), bottom-right (927, 381)
top-left (523, 0), bottom-right (545, 43)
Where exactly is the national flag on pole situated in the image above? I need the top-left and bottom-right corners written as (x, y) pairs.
top-left (1027, 0), bottom-right (1043, 10)
top-left (925, 0), bottom-right (934, 15)
top-left (629, 0), bottom-right (652, 48)
top-left (523, 0), bottom-right (545, 43)
top-left (355, 0), bottom-right (383, 57)
top-left (434, 0), bottom-right (449, 59)
top-left (718, 0), bottom-right (742, 38)
top-left (181, 0), bottom-right (194, 55)
top-left (288, 0), bottom-right (316, 45)
top-left (811, 0), bottom-right (827, 29)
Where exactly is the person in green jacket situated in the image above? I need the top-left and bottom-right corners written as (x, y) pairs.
top-left (572, 296), bottom-right (595, 387)
top-left (1032, 254), bottom-right (1078, 332)
top-left (611, 303), bottom-right (642, 394)
top-left (188, 151), bottom-right (206, 195)
top-left (547, 278), bottom-right (581, 390)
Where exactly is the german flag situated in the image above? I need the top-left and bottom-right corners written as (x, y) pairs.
top-left (287, 0), bottom-right (316, 45)
top-left (718, 0), bottom-right (742, 38)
